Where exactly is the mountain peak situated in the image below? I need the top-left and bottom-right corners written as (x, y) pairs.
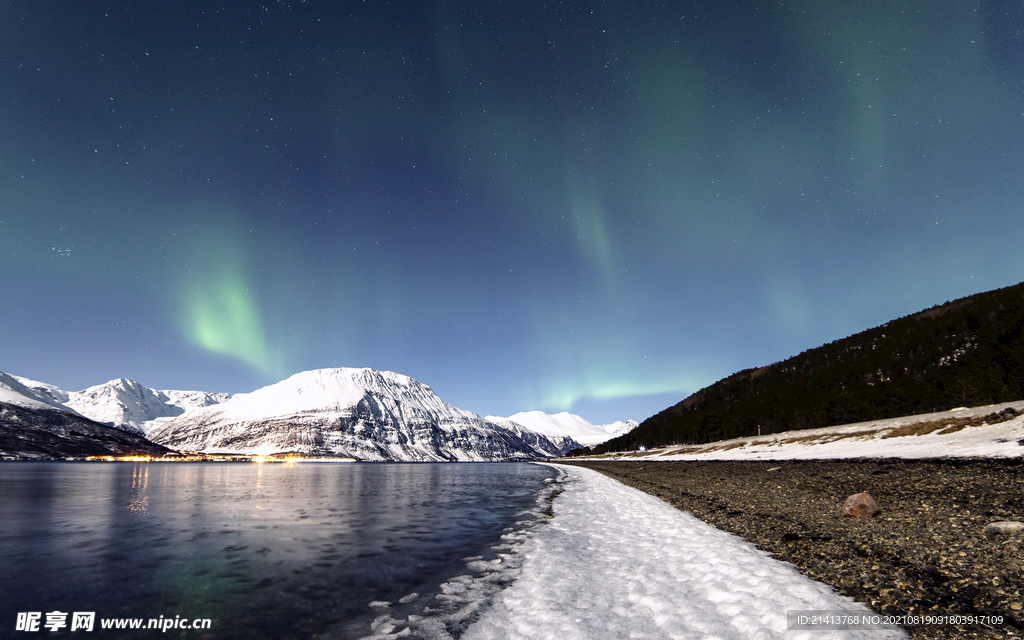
top-left (284, 368), bottom-right (425, 391)
top-left (217, 367), bottom-right (438, 420)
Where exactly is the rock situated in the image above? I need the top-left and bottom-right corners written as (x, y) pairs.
top-left (984, 521), bottom-right (1024, 537)
top-left (841, 492), bottom-right (881, 518)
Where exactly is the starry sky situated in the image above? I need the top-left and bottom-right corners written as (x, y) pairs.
top-left (2, 1), bottom-right (1023, 425)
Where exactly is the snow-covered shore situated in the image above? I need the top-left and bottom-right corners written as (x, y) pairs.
top-left (461, 464), bottom-right (905, 640)
top-left (358, 402), bottom-right (1024, 639)
top-left (589, 400), bottom-right (1024, 462)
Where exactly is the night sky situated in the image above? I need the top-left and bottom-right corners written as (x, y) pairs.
top-left (2, 1), bottom-right (1023, 425)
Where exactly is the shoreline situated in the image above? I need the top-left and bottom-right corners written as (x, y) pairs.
top-left (564, 458), bottom-right (1023, 640)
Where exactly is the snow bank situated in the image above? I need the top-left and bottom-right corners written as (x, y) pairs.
top-left (361, 464), bottom-right (904, 639)
top-left (461, 464), bottom-right (904, 640)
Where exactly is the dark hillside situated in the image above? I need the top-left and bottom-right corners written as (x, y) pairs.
top-left (595, 281), bottom-right (1024, 453)
top-left (0, 403), bottom-right (174, 459)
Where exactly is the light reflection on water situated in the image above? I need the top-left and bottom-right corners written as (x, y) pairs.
top-left (0, 462), bottom-right (555, 639)
top-left (127, 465), bottom-right (148, 514)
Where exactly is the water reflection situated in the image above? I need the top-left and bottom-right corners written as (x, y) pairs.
top-left (127, 464), bottom-right (148, 514)
top-left (0, 462), bottom-right (554, 639)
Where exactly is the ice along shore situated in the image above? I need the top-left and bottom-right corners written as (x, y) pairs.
top-left (458, 464), bottom-right (905, 640)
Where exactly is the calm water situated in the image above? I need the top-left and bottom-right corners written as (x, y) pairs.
top-left (0, 462), bottom-right (557, 639)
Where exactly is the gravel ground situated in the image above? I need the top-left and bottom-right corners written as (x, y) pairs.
top-left (563, 458), bottom-right (1024, 640)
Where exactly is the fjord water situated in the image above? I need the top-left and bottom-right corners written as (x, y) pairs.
top-left (0, 461), bottom-right (557, 639)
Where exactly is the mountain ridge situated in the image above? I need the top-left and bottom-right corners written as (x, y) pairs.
top-left (14, 375), bottom-right (232, 435)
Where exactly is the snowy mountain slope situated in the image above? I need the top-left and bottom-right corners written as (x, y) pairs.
top-left (148, 368), bottom-right (574, 461)
top-left (485, 415), bottom-right (584, 456)
top-left (162, 389), bottom-right (233, 411)
top-left (63, 378), bottom-right (179, 435)
top-left (14, 375), bottom-right (231, 435)
top-left (491, 410), bottom-right (639, 447)
top-left (598, 419), bottom-right (641, 441)
top-left (0, 371), bottom-right (175, 460)
top-left (144, 388), bottom-right (233, 433)
top-left (9, 375), bottom-right (72, 406)
top-left (1, 372), bottom-right (79, 412)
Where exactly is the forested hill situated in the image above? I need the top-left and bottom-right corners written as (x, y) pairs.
top-left (594, 281), bottom-right (1024, 453)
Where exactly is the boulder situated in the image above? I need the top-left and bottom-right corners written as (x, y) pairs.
top-left (984, 521), bottom-right (1024, 538)
top-left (841, 492), bottom-right (880, 518)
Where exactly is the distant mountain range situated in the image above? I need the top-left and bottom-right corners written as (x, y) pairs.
top-left (15, 375), bottom-right (231, 436)
top-left (488, 411), bottom-right (638, 447)
top-left (595, 280), bottom-right (1024, 453)
top-left (0, 372), bottom-right (173, 459)
top-left (1, 368), bottom-right (635, 461)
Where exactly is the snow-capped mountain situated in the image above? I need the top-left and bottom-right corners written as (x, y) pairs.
top-left (14, 376), bottom-right (231, 435)
top-left (485, 416), bottom-right (584, 456)
top-left (597, 419), bottom-right (642, 442)
top-left (491, 410), bottom-right (639, 447)
top-left (148, 368), bottom-right (578, 461)
top-left (0, 372), bottom-right (174, 460)
top-left (8, 375), bottom-right (73, 407)
top-left (1, 372), bottom-right (78, 412)
top-left (3, 368), bottom-right (633, 461)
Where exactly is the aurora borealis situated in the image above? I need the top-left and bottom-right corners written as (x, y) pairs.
top-left (2, 1), bottom-right (1023, 424)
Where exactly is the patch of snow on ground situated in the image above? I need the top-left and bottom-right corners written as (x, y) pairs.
top-left (361, 464), bottom-right (905, 640)
top-left (461, 464), bottom-right (904, 640)
top-left (596, 400), bottom-right (1024, 462)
